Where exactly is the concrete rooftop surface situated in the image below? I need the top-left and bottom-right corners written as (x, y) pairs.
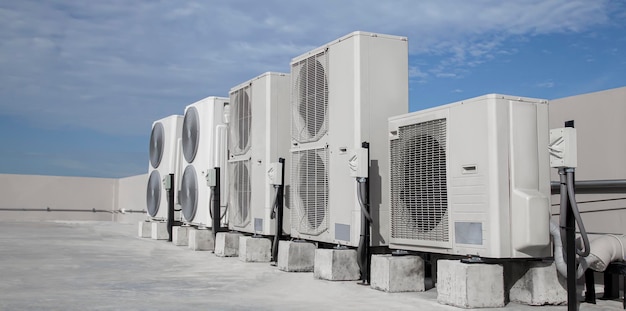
top-left (0, 221), bottom-right (622, 311)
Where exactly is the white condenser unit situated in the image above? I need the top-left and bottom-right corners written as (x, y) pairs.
top-left (179, 97), bottom-right (229, 227)
top-left (290, 31), bottom-right (408, 247)
top-left (228, 72), bottom-right (291, 235)
top-left (388, 94), bottom-right (552, 258)
top-left (147, 115), bottom-right (183, 220)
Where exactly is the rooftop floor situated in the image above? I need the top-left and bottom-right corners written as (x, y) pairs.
top-left (0, 221), bottom-right (622, 310)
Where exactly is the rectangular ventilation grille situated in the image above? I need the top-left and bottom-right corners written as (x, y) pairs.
top-left (290, 147), bottom-right (329, 236)
top-left (291, 51), bottom-right (328, 143)
top-left (229, 159), bottom-right (251, 228)
top-left (390, 118), bottom-right (449, 242)
top-left (229, 86), bottom-right (252, 156)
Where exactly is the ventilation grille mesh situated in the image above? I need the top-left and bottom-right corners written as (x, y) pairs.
top-left (229, 86), bottom-right (252, 156)
top-left (291, 51), bottom-right (329, 143)
top-left (291, 148), bottom-right (329, 235)
top-left (229, 159), bottom-right (251, 228)
top-left (390, 118), bottom-right (449, 242)
top-left (149, 122), bottom-right (164, 169)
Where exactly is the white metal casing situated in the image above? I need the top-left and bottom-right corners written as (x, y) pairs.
top-left (179, 96), bottom-right (228, 227)
top-left (388, 94), bottom-right (551, 258)
top-left (290, 31), bottom-right (408, 247)
top-left (147, 115), bottom-right (183, 220)
top-left (228, 72), bottom-right (291, 236)
top-left (549, 128), bottom-right (578, 168)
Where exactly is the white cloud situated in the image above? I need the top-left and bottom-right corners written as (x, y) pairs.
top-left (0, 0), bottom-right (619, 136)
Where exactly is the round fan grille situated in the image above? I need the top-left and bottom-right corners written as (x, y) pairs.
top-left (146, 170), bottom-right (161, 217)
top-left (401, 134), bottom-right (447, 233)
top-left (229, 89), bottom-right (252, 155)
top-left (230, 161), bottom-right (251, 226)
top-left (298, 150), bottom-right (328, 230)
top-left (149, 122), bottom-right (164, 168)
top-left (293, 56), bottom-right (328, 142)
top-left (182, 107), bottom-right (200, 163)
top-left (180, 165), bottom-right (198, 222)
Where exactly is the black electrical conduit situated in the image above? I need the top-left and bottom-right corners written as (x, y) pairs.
top-left (551, 179), bottom-right (626, 194)
top-left (270, 157), bottom-right (286, 263)
top-left (356, 142), bottom-right (371, 285)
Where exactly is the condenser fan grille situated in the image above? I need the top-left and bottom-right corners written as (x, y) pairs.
top-left (291, 51), bottom-right (328, 143)
top-left (229, 160), bottom-right (251, 227)
top-left (180, 165), bottom-right (198, 222)
top-left (182, 107), bottom-right (200, 163)
top-left (390, 118), bottom-right (449, 242)
top-left (291, 148), bottom-right (329, 235)
top-left (146, 170), bottom-right (161, 217)
top-left (229, 87), bottom-right (252, 156)
top-left (149, 122), bottom-right (164, 168)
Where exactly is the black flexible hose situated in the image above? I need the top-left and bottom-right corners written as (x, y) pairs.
top-left (566, 170), bottom-right (590, 257)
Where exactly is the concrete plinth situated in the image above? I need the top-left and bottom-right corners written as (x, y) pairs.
top-left (188, 228), bottom-right (214, 251)
top-left (437, 260), bottom-right (504, 308)
top-left (371, 254), bottom-right (425, 292)
top-left (238, 236), bottom-right (271, 262)
top-left (215, 232), bottom-right (243, 257)
top-left (151, 222), bottom-right (168, 240)
top-left (277, 240), bottom-right (316, 272)
top-left (509, 261), bottom-right (567, 306)
top-left (138, 221), bottom-right (151, 238)
top-left (172, 226), bottom-right (189, 246)
top-left (314, 248), bottom-right (360, 281)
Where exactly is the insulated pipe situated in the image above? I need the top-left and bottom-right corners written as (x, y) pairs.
top-left (550, 220), bottom-right (568, 277)
top-left (212, 167), bottom-right (221, 245)
top-left (578, 235), bottom-right (626, 276)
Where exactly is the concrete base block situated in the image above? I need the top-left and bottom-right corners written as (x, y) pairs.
top-left (151, 222), bottom-right (168, 240)
top-left (238, 236), bottom-right (271, 262)
top-left (188, 228), bottom-right (214, 251)
top-left (172, 226), bottom-right (189, 246)
top-left (509, 261), bottom-right (567, 306)
top-left (437, 260), bottom-right (504, 308)
top-left (371, 254), bottom-right (425, 292)
top-left (314, 248), bottom-right (360, 281)
top-left (138, 221), bottom-right (151, 238)
top-left (277, 240), bottom-right (316, 272)
top-left (215, 232), bottom-right (243, 257)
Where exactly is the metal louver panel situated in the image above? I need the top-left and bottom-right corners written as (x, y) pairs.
top-left (149, 122), bottom-right (164, 168)
top-left (182, 107), bottom-right (200, 163)
top-left (291, 51), bottom-right (328, 143)
top-left (291, 148), bottom-right (329, 235)
top-left (229, 87), bottom-right (252, 156)
top-left (390, 118), bottom-right (449, 242)
top-left (229, 160), bottom-right (251, 227)
top-left (180, 165), bottom-right (198, 222)
top-left (146, 170), bottom-right (161, 217)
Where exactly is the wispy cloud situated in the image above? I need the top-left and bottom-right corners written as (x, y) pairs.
top-left (0, 0), bottom-right (619, 137)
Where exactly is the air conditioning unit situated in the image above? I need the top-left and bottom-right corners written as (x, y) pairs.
top-left (388, 94), bottom-right (552, 258)
top-left (228, 72), bottom-right (291, 235)
top-left (290, 31), bottom-right (408, 247)
top-left (147, 115), bottom-right (183, 220)
top-left (179, 96), bottom-right (229, 227)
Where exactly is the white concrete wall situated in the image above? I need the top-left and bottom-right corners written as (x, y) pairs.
top-left (549, 86), bottom-right (626, 235)
top-left (0, 173), bottom-right (117, 221)
top-left (114, 173), bottom-right (149, 224)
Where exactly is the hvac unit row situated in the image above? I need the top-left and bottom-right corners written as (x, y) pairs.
top-left (144, 31), bottom-right (553, 260)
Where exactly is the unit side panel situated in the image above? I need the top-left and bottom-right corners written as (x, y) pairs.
top-left (326, 36), bottom-right (359, 246)
top-left (360, 35), bottom-right (409, 246)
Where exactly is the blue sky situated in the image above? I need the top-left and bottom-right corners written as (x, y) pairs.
top-left (1, 0), bottom-right (625, 178)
